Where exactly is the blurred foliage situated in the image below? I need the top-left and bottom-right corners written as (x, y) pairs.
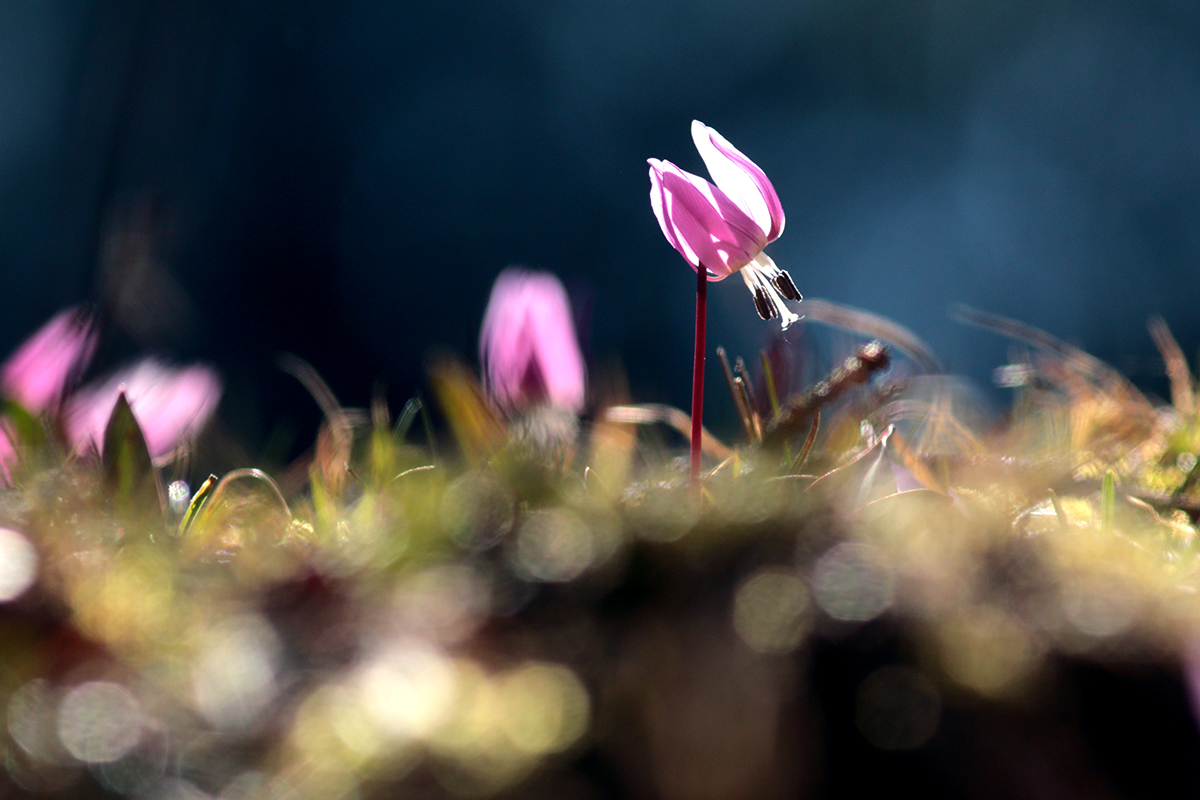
top-left (2, 316), bottom-right (1200, 798)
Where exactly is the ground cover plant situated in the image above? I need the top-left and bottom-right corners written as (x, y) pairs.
top-left (1, 123), bottom-right (1200, 799)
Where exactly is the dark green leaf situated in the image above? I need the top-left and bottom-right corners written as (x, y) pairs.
top-left (103, 392), bottom-right (163, 517)
top-left (0, 399), bottom-right (47, 452)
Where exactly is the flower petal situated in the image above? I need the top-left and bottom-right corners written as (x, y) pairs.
top-left (648, 159), bottom-right (766, 277)
top-left (648, 159), bottom-right (696, 267)
top-left (692, 121), bottom-right (785, 243)
top-left (480, 269), bottom-right (586, 414)
top-left (66, 360), bottom-right (222, 459)
top-left (1, 306), bottom-right (97, 412)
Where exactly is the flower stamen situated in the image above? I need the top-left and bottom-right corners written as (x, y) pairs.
top-left (740, 253), bottom-right (800, 328)
top-left (753, 287), bottom-right (775, 321)
top-left (772, 271), bottom-right (803, 302)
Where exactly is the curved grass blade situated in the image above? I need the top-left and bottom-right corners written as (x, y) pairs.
top-left (178, 473), bottom-right (218, 535)
top-left (801, 298), bottom-right (941, 373)
top-left (394, 397), bottom-right (422, 443)
top-left (603, 403), bottom-right (733, 460)
top-left (953, 304), bottom-right (1144, 401)
top-left (716, 347), bottom-right (755, 442)
top-left (1148, 316), bottom-right (1194, 418)
top-left (206, 468), bottom-right (292, 519)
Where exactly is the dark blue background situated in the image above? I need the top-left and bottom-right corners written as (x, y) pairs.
top-left (3, 0), bottom-right (1199, 454)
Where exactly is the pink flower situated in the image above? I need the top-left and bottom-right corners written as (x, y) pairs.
top-left (66, 359), bottom-right (222, 459)
top-left (479, 268), bottom-right (586, 415)
top-left (1, 306), bottom-right (97, 411)
top-left (649, 120), bottom-right (801, 327)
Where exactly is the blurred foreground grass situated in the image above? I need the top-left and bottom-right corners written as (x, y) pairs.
top-left (3, 311), bottom-right (1200, 798)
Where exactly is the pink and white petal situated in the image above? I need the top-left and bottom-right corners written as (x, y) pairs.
top-left (67, 360), bottom-right (221, 459)
top-left (653, 159), bottom-right (765, 256)
top-left (137, 366), bottom-right (222, 457)
top-left (648, 160), bottom-right (696, 267)
top-left (481, 271), bottom-right (541, 408)
top-left (480, 269), bottom-right (586, 414)
top-left (527, 296), bottom-right (586, 413)
top-left (1, 306), bottom-right (97, 412)
top-left (672, 162), bottom-right (769, 250)
top-left (691, 121), bottom-right (785, 243)
top-left (657, 169), bottom-right (761, 276)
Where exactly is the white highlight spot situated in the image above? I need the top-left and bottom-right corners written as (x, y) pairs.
top-left (359, 641), bottom-right (457, 741)
top-left (192, 615), bottom-right (281, 731)
top-left (167, 480), bottom-right (191, 516)
top-left (0, 527), bottom-right (37, 602)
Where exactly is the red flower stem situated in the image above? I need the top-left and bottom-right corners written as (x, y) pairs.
top-left (691, 266), bottom-right (707, 495)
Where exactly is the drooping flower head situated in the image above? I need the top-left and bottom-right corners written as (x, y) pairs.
top-left (480, 268), bottom-right (586, 415)
top-left (66, 359), bottom-right (222, 459)
top-left (1, 306), bottom-right (98, 411)
top-left (649, 121), bottom-right (801, 328)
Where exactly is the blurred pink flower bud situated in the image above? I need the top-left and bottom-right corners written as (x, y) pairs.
top-left (66, 359), bottom-right (222, 459)
top-left (480, 268), bottom-right (586, 415)
top-left (1, 306), bottom-right (97, 411)
top-left (649, 120), bottom-right (801, 328)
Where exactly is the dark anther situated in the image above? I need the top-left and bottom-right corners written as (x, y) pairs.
top-left (753, 288), bottom-right (776, 320)
top-left (772, 271), bottom-right (803, 302)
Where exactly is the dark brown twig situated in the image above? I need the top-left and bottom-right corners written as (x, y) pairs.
top-left (762, 341), bottom-right (891, 447)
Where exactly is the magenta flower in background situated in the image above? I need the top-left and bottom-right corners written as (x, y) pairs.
top-left (648, 120), bottom-right (801, 328)
top-left (1, 306), bottom-right (97, 411)
top-left (480, 268), bottom-right (586, 415)
top-left (66, 359), bottom-right (222, 459)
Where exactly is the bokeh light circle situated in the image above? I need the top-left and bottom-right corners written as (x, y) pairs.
top-left (732, 568), bottom-right (812, 654)
top-left (57, 682), bottom-right (144, 764)
top-left (811, 542), bottom-right (894, 622)
top-left (0, 527), bottom-right (37, 602)
top-left (855, 665), bottom-right (941, 751)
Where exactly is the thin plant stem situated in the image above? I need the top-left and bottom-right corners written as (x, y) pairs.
top-left (691, 266), bottom-right (708, 494)
top-left (716, 347), bottom-right (754, 441)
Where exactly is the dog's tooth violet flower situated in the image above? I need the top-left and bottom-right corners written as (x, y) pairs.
top-left (66, 359), bottom-right (222, 459)
top-left (648, 120), bottom-right (801, 328)
top-left (1, 306), bottom-right (97, 411)
top-left (480, 268), bottom-right (586, 415)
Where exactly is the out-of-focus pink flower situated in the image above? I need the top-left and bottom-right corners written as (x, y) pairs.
top-left (479, 268), bottom-right (586, 415)
top-left (648, 120), bottom-right (801, 328)
top-left (1, 306), bottom-right (97, 411)
top-left (66, 359), bottom-right (222, 459)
